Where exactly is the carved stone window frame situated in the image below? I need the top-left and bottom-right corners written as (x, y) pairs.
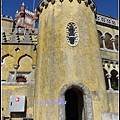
top-left (8, 71), bottom-right (32, 83)
top-left (66, 22), bottom-right (79, 46)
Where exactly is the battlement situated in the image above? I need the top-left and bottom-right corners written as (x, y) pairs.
top-left (1, 15), bottom-right (13, 21)
top-left (25, 9), bottom-right (34, 16)
top-left (2, 28), bottom-right (38, 44)
top-left (37, 0), bottom-right (96, 14)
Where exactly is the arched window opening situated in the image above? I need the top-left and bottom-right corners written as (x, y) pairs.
top-left (1, 58), bottom-right (6, 65)
top-left (65, 88), bottom-right (84, 120)
top-left (115, 35), bottom-right (118, 51)
top-left (16, 75), bottom-right (27, 82)
top-left (103, 69), bottom-right (109, 90)
top-left (97, 30), bottom-right (103, 48)
top-left (110, 70), bottom-right (118, 90)
top-left (105, 33), bottom-right (113, 50)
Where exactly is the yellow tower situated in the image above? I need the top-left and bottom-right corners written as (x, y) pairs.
top-left (35, 0), bottom-right (108, 119)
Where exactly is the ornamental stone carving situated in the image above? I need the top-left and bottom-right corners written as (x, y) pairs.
top-left (66, 22), bottom-right (79, 46)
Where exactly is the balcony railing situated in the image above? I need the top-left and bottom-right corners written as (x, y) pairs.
top-left (96, 13), bottom-right (119, 28)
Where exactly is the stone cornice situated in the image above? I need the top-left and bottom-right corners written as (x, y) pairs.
top-left (25, 9), bottom-right (34, 16)
top-left (96, 13), bottom-right (119, 29)
top-left (102, 58), bottom-right (118, 64)
top-left (102, 58), bottom-right (119, 69)
top-left (37, 0), bottom-right (97, 15)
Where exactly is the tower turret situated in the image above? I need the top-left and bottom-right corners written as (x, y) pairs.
top-left (15, 10), bottom-right (18, 19)
top-left (13, 3), bottom-right (38, 33)
top-left (34, 0), bottom-right (108, 120)
top-left (33, 9), bottom-right (38, 20)
top-left (20, 2), bottom-right (25, 17)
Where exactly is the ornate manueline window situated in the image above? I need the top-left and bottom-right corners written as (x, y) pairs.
top-left (8, 71), bottom-right (32, 83)
top-left (66, 22), bottom-right (79, 46)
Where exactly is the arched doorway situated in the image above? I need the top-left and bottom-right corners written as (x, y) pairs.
top-left (58, 81), bottom-right (94, 120)
top-left (65, 89), bottom-right (84, 120)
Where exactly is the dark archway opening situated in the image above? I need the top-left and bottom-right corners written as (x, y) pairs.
top-left (115, 35), bottom-right (118, 51)
top-left (105, 33), bottom-right (113, 50)
top-left (97, 30), bottom-right (103, 48)
top-left (110, 70), bottom-right (118, 90)
top-left (103, 68), bottom-right (109, 90)
top-left (65, 89), bottom-right (84, 120)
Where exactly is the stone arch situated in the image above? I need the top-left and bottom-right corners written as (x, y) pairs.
top-left (18, 54), bottom-right (32, 65)
top-left (97, 29), bottom-right (103, 35)
top-left (110, 70), bottom-right (118, 90)
top-left (2, 53), bottom-right (13, 60)
top-left (114, 35), bottom-right (119, 50)
top-left (1, 54), bottom-right (13, 65)
top-left (18, 54), bottom-right (33, 70)
top-left (104, 32), bottom-right (113, 50)
top-left (58, 81), bottom-right (94, 120)
top-left (1, 54), bottom-right (14, 81)
top-left (97, 30), bottom-right (103, 48)
top-left (103, 68), bottom-right (109, 90)
top-left (104, 32), bottom-right (113, 37)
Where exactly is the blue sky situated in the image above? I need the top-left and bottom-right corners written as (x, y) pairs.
top-left (94, 0), bottom-right (118, 18)
top-left (1, 0), bottom-right (118, 28)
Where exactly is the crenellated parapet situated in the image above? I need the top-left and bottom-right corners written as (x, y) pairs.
top-left (1, 14), bottom-right (13, 21)
top-left (37, 0), bottom-right (96, 14)
top-left (1, 28), bottom-right (37, 45)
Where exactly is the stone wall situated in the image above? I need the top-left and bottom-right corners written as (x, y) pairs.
top-left (2, 83), bottom-right (35, 120)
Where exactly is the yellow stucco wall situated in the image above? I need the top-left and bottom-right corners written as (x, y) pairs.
top-left (2, 19), bottom-right (14, 40)
top-left (107, 93), bottom-right (118, 115)
top-left (1, 44), bottom-right (36, 81)
top-left (2, 84), bottom-right (34, 120)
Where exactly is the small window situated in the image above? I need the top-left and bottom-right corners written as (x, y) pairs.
top-left (69, 26), bottom-right (75, 44)
top-left (66, 22), bottom-right (79, 46)
top-left (16, 75), bottom-right (27, 82)
top-left (1, 58), bottom-right (6, 65)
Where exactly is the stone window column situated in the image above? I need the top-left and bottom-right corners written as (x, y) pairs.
top-left (13, 64), bottom-right (19, 82)
top-left (31, 64), bottom-right (35, 82)
top-left (106, 73), bottom-right (113, 90)
top-left (102, 60), bottom-right (105, 67)
top-left (113, 61), bottom-right (116, 68)
top-left (100, 35), bottom-right (106, 49)
top-left (116, 74), bottom-right (119, 90)
top-left (110, 37), bottom-right (117, 51)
